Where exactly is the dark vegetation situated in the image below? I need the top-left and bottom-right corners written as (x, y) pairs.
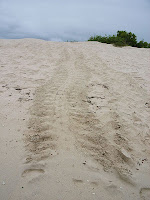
top-left (88, 31), bottom-right (150, 48)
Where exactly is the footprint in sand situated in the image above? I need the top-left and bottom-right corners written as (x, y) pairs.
top-left (22, 164), bottom-right (45, 182)
top-left (22, 168), bottom-right (44, 177)
top-left (72, 178), bottom-right (84, 184)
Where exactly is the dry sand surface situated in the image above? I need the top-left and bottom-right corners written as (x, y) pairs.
top-left (0, 39), bottom-right (150, 200)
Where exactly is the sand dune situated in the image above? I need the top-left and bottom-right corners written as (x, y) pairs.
top-left (0, 39), bottom-right (150, 200)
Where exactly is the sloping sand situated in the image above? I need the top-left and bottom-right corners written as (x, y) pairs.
top-left (0, 39), bottom-right (150, 200)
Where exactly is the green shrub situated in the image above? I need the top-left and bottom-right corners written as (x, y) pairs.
top-left (113, 37), bottom-right (127, 47)
top-left (117, 31), bottom-right (137, 47)
top-left (88, 31), bottom-right (150, 48)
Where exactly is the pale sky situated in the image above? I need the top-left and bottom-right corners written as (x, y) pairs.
top-left (0, 0), bottom-right (150, 42)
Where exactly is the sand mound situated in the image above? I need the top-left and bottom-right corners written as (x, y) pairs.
top-left (0, 39), bottom-right (150, 200)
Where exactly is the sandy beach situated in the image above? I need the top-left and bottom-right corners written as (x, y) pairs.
top-left (0, 39), bottom-right (150, 200)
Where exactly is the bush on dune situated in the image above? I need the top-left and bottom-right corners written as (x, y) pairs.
top-left (136, 40), bottom-right (150, 48)
top-left (88, 31), bottom-right (150, 48)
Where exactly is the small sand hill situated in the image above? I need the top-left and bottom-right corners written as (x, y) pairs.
top-left (0, 39), bottom-right (150, 200)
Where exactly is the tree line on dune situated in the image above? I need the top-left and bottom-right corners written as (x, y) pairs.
top-left (88, 31), bottom-right (150, 48)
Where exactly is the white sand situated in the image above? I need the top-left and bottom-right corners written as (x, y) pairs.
top-left (0, 39), bottom-right (150, 200)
